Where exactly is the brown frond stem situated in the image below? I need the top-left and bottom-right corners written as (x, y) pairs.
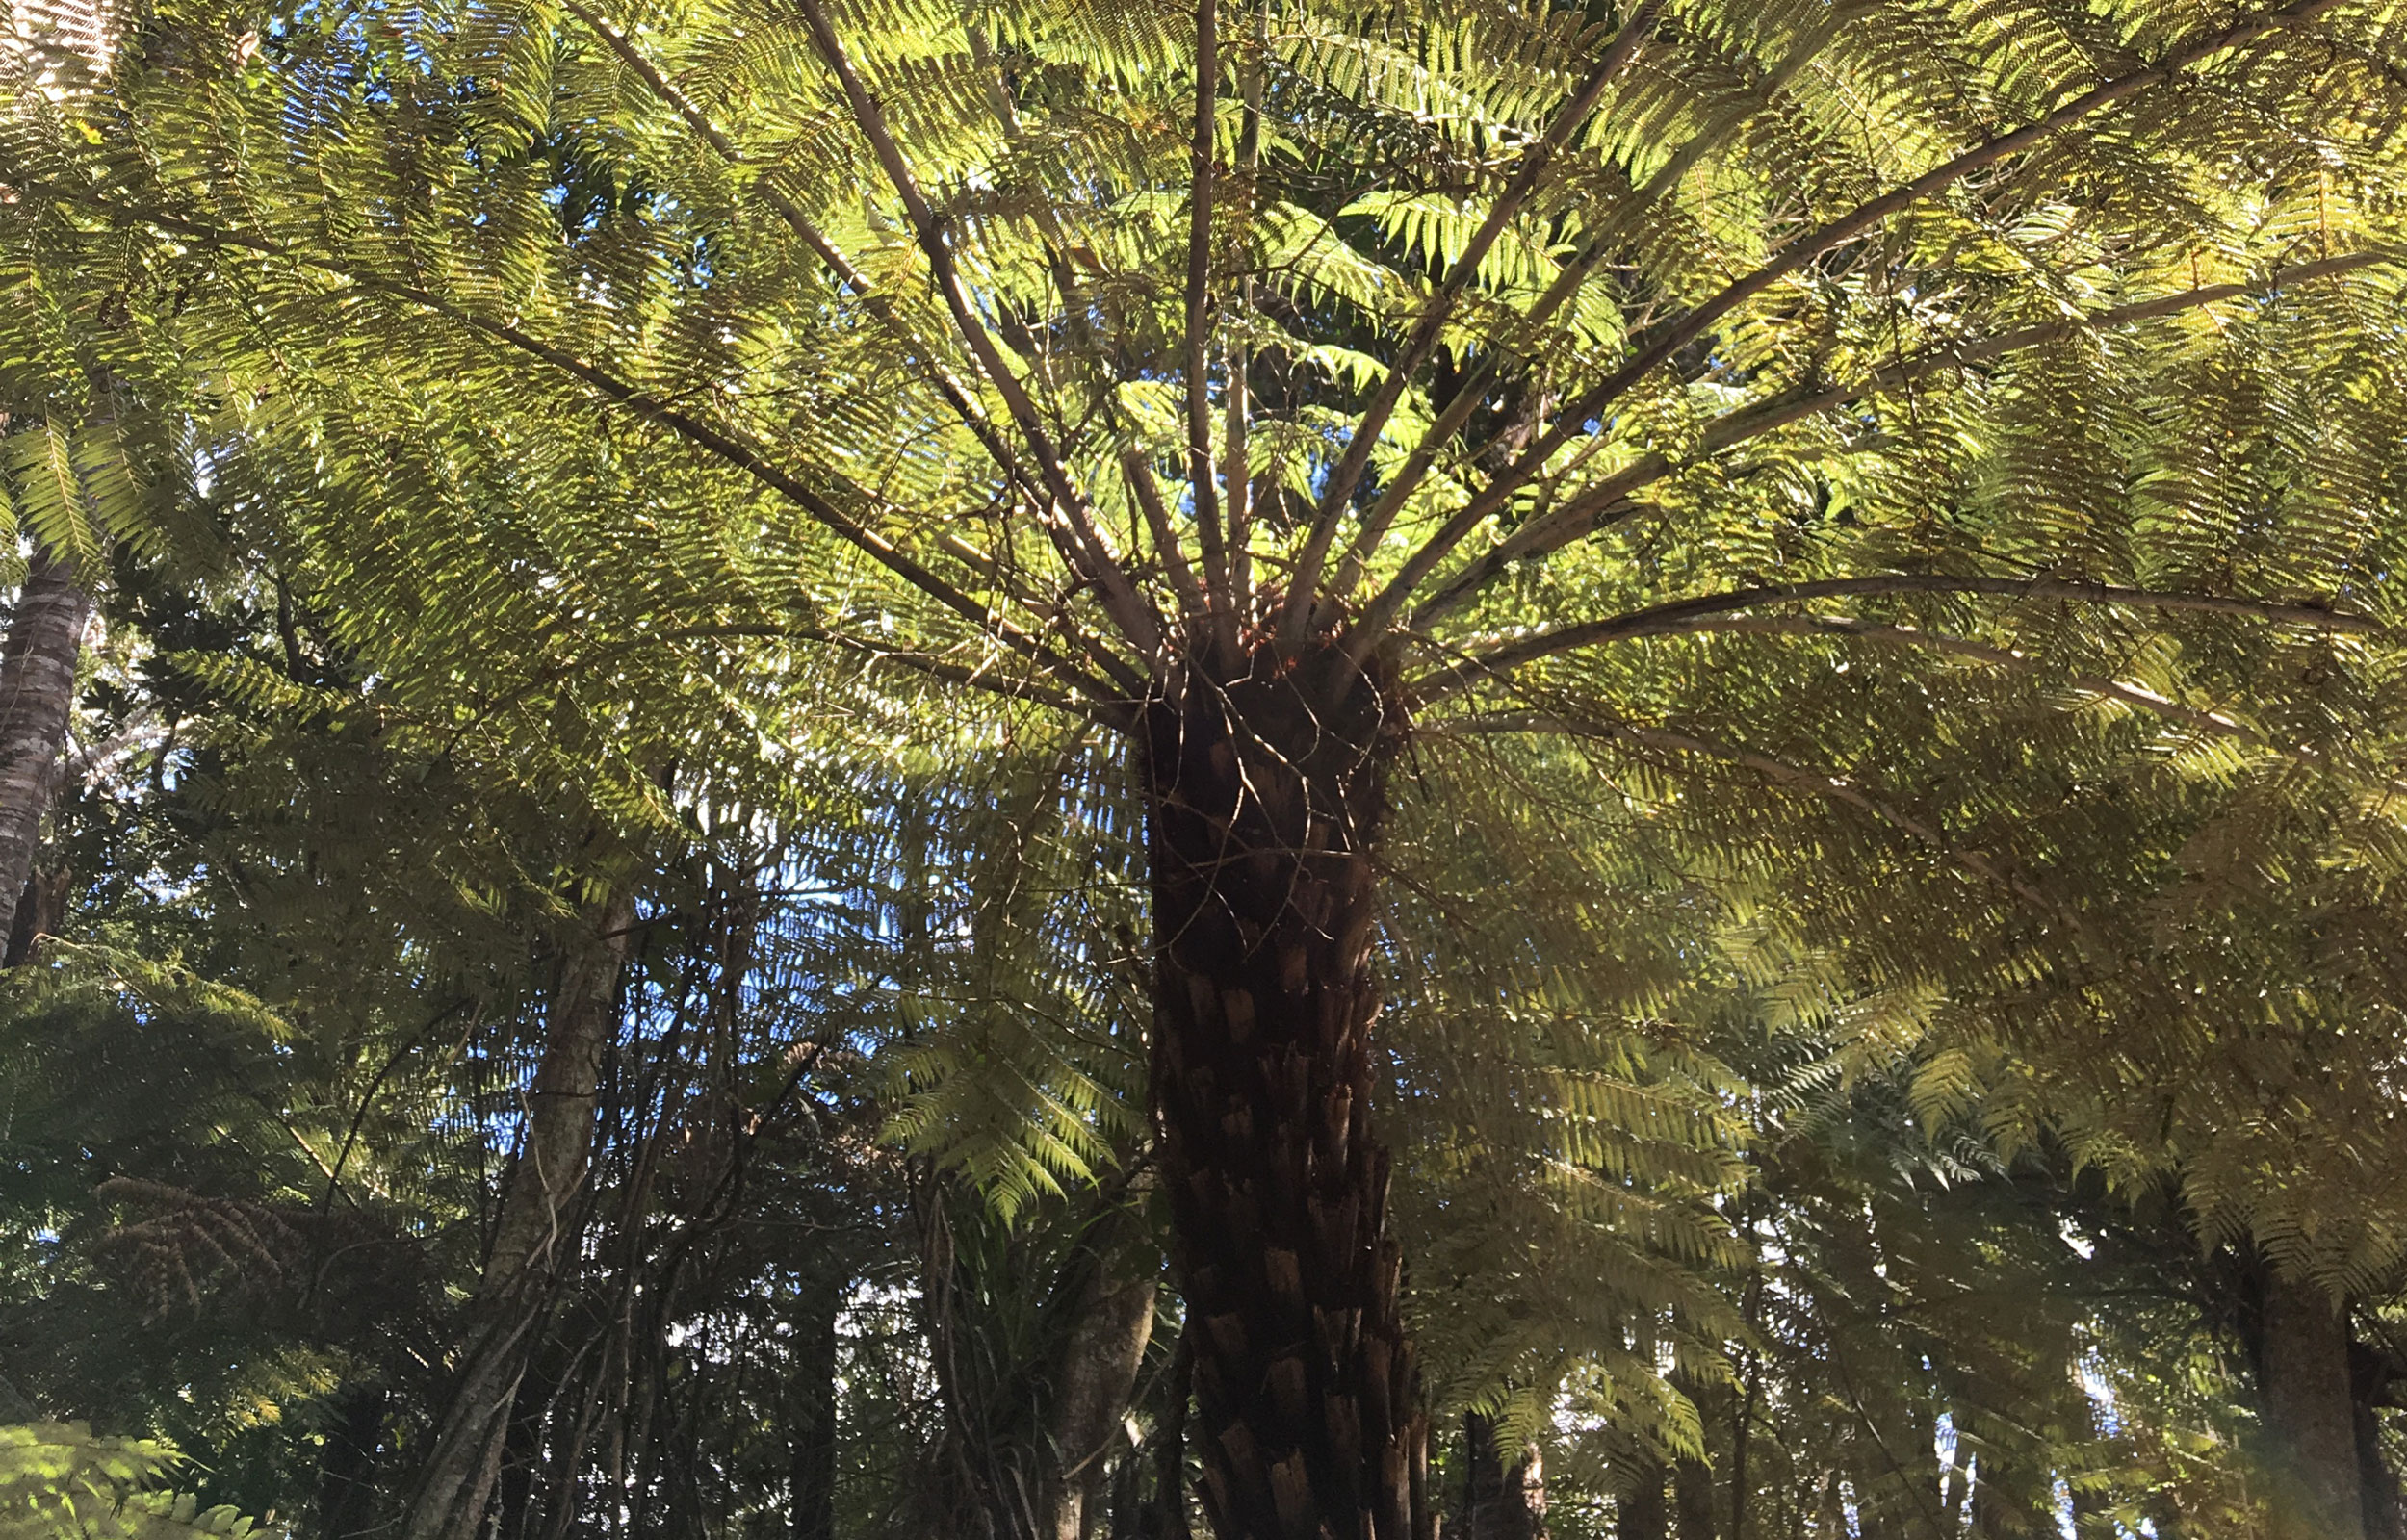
top-left (1123, 449), bottom-right (1212, 627)
top-left (558, 0), bottom-right (1036, 502)
top-left (1184, 0), bottom-right (1236, 653)
top-left (1437, 609), bottom-right (2342, 764)
top-left (1323, 13), bottom-right (1850, 611)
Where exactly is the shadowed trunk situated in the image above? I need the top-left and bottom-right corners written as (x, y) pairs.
top-left (1043, 1224), bottom-right (1158, 1540)
top-left (1142, 638), bottom-right (1424, 1540)
top-left (1152, 1326), bottom-right (1194, 1540)
top-left (2257, 1269), bottom-right (2366, 1540)
top-left (2359, 1392), bottom-right (2404, 1540)
top-left (0, 548), bottom-right (91, 955)
top-left (1618, 1460), bottom-right (1668, 1540)
top-left (402, 886), bottom-right (636, 1540)
top-left (1456, 1412), bottom-right (1546, 1540)
top-left (1672, 1455), bottom-right (1713, 1540)
top-left (789, 1270), bottom-right (840, 1540)
top-left (315, 1384), bottom-right (388, 1540)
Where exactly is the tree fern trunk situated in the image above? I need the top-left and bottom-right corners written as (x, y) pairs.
top-left (2258, 1269), bottom-right (2366, 1540)
top-left (0, 547), bottom-right (91, 957)
top-left (402, 886), bottom-right (635, 1540)
top-left (1142, 639), bottom-right (1425, 1540)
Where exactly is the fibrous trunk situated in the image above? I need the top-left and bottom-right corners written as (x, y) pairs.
top-left (1142, 639), bottom-right (1424, 1540)
top-left (402, 886), bottom-right (635, 1540)
top-left (2258, 1268), bottom-right (2367, 1540)
top-left (0, 547), bottom-right (91, 955)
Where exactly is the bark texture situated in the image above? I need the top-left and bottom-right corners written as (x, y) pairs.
top-left (1455, 1412), bottom-right (1546, 1540)
top-left (2362, 1390), bottom-right (2405, 1540)
top-left (402, 886), bottom-right (636, 1540)
top-left (1142, 639), bottom-right (1423, 1540)
top-left (2259, 1270), bottom-right (2367, 1540)
top-left (0, 548), bottom-right (91, 955)
top-left (1044, 1236), bottom-right (1158, 1540)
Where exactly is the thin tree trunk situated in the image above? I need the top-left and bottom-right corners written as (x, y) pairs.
top-left (2358, 1392), bottom-right (2404, 1540)
top-left (1143, 640), bottom-right (1422, 1540)
top-left (0, 548), bottom-right (91, 955)
top-left (1042, 1225), bottom-right (1157, 1540)
top-left (789, 1270), bottom-right (840, 1540)
top-left (2138, 1491), bottom-right (2183, 1540)
top-left (2258, 1269), bottom-right (2367, 1540)
top-left (1673, 1456), bottom-right (1714, 1540)
top-left (315, 1383), bottom-right (389, 1540)
top-left (1618, 1459), bottom-right (1669, 1540)
top-left (1456, 1411), bottom-right (1547, 1540)
top-left (1153, 1326), bottom-right (1194, 1540)
top-left (402, 886), bottom-right (636, 1540)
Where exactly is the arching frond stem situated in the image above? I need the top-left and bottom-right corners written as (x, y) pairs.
top-left (1440, 611), bottom-right (2335, 766)
top-left (1441, 710), bottom-right (2084, 937)
top-left (1411, 250), bottom-right (2400, 627)
top-left (1122, 450), bottom-right (1210, 625)
top-left (791, 0), bottom-right (1166, 669)
top-left (1185, 0), bottom-right (1236, 653)
top-left (1279, 0), bottom-right (1660, 649)
top-left (557, 0), bottom-right (1041, 509)
top-left (36, 190), bottom-right (1144, 706)
top-left (1346, 0), bottom-right (2354, 659)
top-left (1326, 14), bottom-right (1851, 605)
top-left (1416, 576), bottom-right (2375, 696)
top-left (444, 625), bottom-right (1104, 760)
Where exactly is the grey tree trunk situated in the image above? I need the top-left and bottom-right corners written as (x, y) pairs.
top-left (0, 548), bottom-right (91, 956)
top-left (2259, 1269), bottom-right (2367, 1540)
top-left (401, 886), bottom-right (636, 1540)
top-left (1042, 1232), bottom-right (1157, 1540)
top-left (1152, 1327), bottom-right (1193, 1540)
